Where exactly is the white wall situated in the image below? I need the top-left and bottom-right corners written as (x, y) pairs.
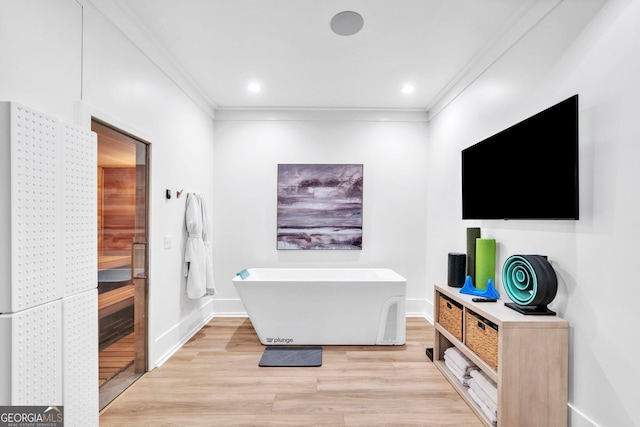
top-left (0, 0), bottom-right (81, 121)
top-left (427, 0), bottom-right (639, 426)
top-left (0, 0), bottom-right (216, 369)
top-left (80, 1), bottom-right (216, 367)
top-left (211, 110), bottom-right (430, 315)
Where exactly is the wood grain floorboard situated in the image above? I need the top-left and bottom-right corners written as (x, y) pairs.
top-left (99, 317), bottom-right (482, 426)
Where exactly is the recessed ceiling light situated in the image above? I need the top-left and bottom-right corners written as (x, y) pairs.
top-left (401, 84), bottom-right (415, 94)
top-left (330, 11), bottom-right (364, 36)
top-left (247, 82), bottom-right (261, 93)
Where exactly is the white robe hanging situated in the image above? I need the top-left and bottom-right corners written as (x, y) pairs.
top-left (184, 193), bottom-right (215, 298)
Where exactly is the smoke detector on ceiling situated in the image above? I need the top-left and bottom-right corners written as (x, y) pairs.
top-left (330, 11), bottom-right (364, 36)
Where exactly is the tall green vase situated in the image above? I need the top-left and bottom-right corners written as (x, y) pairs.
top-left (475, 238), bottom-right (496, 290)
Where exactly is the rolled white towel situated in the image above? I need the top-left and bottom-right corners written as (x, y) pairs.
top-left (443, 355), bottom-right (467, 378)
top-left (444, 358), bottom-right (470, 386)
top-left (468, 378), bottom-right (498, 414)
top-left (469, 369), bottom-right (498, 403)
top-left (444, 346), bottom-right (477, 373)
top-left (468, 387), bottom-right (498, 425)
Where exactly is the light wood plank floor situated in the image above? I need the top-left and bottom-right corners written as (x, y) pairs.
top-left (99, 317), bottom-right (482, 426)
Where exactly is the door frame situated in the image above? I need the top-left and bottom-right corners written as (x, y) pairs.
top-left (93, 116), bottom-right (151, 374)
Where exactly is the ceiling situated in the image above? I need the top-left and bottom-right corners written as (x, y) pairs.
top-left (87, 0), bottom-right (606, 114)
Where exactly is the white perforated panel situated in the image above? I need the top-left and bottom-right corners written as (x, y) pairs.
top-left (63, 123), bottom-right (97, 297)
top-left (0, 314), bottom-right (11, 404)
top-left (11, 300), bottom-right (62, 405)
top-left (63, 290), bottom-right (98, 427)
top-left (10, 103), bottom-right (61, 311)
top-left (2, 103), bottom-right (100, 423)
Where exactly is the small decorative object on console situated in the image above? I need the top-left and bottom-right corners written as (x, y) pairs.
top-left (502, 255), bottom-right (558, 315)
top-left (459, 276), bottom-right (501, 300)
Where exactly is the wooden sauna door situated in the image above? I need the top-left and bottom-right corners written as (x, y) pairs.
top-left (93, 119), bottom-right (149, 410)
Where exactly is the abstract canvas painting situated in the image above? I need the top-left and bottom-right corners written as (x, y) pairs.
top-left (277, 164), bottom-right (363, 249)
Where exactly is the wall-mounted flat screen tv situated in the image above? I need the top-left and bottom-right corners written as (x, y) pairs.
top-left (462, 94), bottom-right (579, 220)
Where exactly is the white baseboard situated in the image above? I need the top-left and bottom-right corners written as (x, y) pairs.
top-left (152, 299), bottom-right (215, 369)
top-left (212, 297), bottom-right (432, 319)
top-left (568, 403), bottom-right (600, 427)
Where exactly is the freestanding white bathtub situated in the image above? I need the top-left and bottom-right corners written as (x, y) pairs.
top-left (232, 268), bottom-right (406, 345)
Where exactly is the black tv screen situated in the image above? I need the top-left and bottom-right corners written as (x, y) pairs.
top-left (462, 95), bottom-right (579, 220)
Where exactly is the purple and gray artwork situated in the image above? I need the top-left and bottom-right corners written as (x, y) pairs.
top-left (277, 164), bottom-right (363, 249)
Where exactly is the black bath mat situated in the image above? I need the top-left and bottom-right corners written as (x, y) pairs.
top-left (258, 346), bottom-right (322, 367)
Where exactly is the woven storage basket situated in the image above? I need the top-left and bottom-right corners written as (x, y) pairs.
top-left (438, 294), bottom-right (463, 341)
top-left (465, 310), bottom-right (499, 371)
